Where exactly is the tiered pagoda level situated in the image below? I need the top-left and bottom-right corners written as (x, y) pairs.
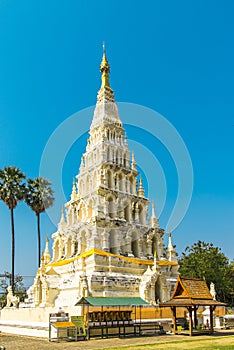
top-left (29, 51), bottom-right (179, 308)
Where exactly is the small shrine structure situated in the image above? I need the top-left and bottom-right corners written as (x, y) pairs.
top-left (161, 276), bottom-right (226, 336)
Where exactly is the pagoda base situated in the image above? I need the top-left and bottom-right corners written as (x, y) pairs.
top-left (0, 305), bottom-right (81, 324)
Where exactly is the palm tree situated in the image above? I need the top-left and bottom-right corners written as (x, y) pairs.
top-left (0, 166), bottom-right (26, 291)
top-left (25, 177), bottom-right (54, 268)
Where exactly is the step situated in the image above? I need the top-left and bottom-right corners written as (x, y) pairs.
top-left (0, 321), bottom-right (49, 338)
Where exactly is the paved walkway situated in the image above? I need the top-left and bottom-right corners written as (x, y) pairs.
top-left (0, 330), bottom-right (234, 350)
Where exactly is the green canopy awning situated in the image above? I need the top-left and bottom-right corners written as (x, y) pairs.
top-left (75, 297), bottom-right (148, 307)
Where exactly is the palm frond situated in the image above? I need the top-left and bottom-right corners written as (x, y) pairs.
top-left (25, 177), bottom-right (54, 215)
top-left (0, 166), bottom-right (26, 209)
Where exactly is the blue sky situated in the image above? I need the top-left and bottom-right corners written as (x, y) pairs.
top-left (0, 1), bottom-right (233, 288)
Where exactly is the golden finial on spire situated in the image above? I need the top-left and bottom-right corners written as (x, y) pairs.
top-left (97, 43), bottom-right (115, 103)
top-left (100, 43), bottom-right (110, 88)
top-left (100, 44), bottom-right (110, 72)
top-left (138, 176), bottom-right (145, 197)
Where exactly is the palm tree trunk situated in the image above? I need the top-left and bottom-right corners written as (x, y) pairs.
top-left (10, 208), bottom-right (15, 292)
top-left (37, 213), bottom-right (41, 268)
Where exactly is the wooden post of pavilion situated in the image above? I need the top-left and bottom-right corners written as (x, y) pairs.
top-left (210, 306), bottom-right (215, 333)
top-left (171, 306), bottom-right (177, 334)
top-left (188, 306), bottom-right (193, 336)
top-left (193, 305), bottom-right (198, 329)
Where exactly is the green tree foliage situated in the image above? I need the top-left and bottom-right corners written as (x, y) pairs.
top-left (0, 272), bottom-right (27, 308)
top-left (25, 177), bottom-right (54, 267)
top-left (179, 241), bottom-right (234, 306)
top-left (0, 167), bottom-right (26, 291)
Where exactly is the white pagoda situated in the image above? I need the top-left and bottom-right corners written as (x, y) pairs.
top-left (29, 50), bottom-right (179, 308)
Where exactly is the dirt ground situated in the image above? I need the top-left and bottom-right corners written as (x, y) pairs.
top-left (0, 331), bottom-right (234, 350)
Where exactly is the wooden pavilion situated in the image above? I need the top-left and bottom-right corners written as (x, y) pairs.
top-left (75, 297), bottom-right (151, 338)
top-left (160, 276), bottom-right (226, 336)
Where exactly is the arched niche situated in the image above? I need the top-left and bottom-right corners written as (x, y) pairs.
top-left (118, 173), bottom-right (124, 191)
top-left (138, 204), bottom-right (145, 225)
top-left (78, 202), bottom-right (86, 221)
top-left (86, 175), bottom-right (91, 193)
top-left (80, 230), bottom-right (87, 254)
top-left (107, 197), bottom-right (115, 218)
top-left (124, 202), bottom-right (130, 222)
top-left (155, 276), bottom-right (163, 303)
top-left (129, 176), bottom-right (135, 194)
top-left (107, 169), bottom-right (113, 189)
top-left (66, 237), bottom-right (72, 258)
top-left (88, 200), bottom-right (93, 218)
top-left (93, 171), bottom-right (97, 188)
top-left (131, 231), bottom-right (140, 257)
top-left (109, 229), bottom-right (119, 254)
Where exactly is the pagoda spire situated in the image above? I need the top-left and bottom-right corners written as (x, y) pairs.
top-left (100, 42), bottom-right (110, 88)
top-left (40, 254), bottom-right (46, 274)
top-left (137, 177), bottom-right (145, 197)
top-left (58, 207), bottom-right (66, 229)
top-left (97, 45), bottom-right (115, 103)
top-left (71, 179), bottom-right (77, 200)
top-left (91, 45), bottom-right (121, 128)
top-left (150, 202), bottom-right (158, 228)
top-left (167, 232), bottom-right (177, 262)
top-left (43, 236), bottom-right (51, 264)
top-left (131, 152), bottom-right (136, 170)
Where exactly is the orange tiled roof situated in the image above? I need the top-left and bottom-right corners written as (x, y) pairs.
top-left (161, 275), bottom-right (226, 307)
top-left (172, 276), bottom-right (213, 300)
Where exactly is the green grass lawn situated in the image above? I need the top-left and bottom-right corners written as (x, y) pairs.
top-left (101, 336), bottom-right (234, 350)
